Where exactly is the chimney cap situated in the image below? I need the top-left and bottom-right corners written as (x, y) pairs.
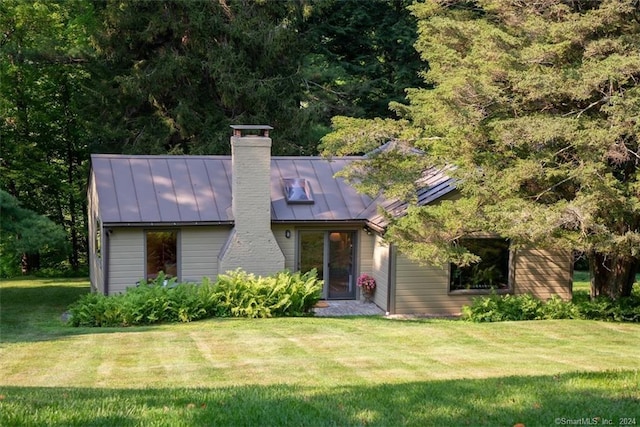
top-left (230, 125), bottom-right (273, 138)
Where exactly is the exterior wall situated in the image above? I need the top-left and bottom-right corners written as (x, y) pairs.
top-left (87, 172), bottom-right (104, 294)
top-left (107, 226), bottom-right (234, 294)
top-left (279, 225), bottom-right (372, 300)
top-left (107, 228), bottom-right (145, 294)
top-left (272, 225), bottom-right (296, 271)
top-left (181, 226), bottom-right (232, 281)
top-left (514, 248), bottom-right (572, 300)
top-left (391, 247), bottom-right (573, 316)
top-left (369, 234), bottom-right (389, 311)
top-left (393, 253), bottom-right (474, 315)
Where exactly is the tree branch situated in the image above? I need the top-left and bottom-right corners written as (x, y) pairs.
top-left (533, 175), bottom-right (575, 202)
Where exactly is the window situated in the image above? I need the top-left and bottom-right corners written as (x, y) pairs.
top-left (283, 178), bottom-right (314, 204)
top-left (450, 238), bottom-right (511, 292)
top-left (146, 230), bottom-right (178, 280)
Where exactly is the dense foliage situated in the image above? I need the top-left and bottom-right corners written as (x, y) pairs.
top-left (92, 0), bottom-right (315, 155)
top-left (321, 0), bottom-right (640, 299)
top-left (303, 0), bottom-right (423, 120)
top-left (0, 0), bottom-right (422, 276)
top-left (1, 0), bottom-right (95, 273)
top-left (462, 290), bottom-right (640, 323)
top-left (0, 190), bottom-right (69, 277)
top-left (67, 269), bottom-right (322, 327)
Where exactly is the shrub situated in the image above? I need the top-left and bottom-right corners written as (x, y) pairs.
top-left (541, 295), bottom-right (579, 319)
top-left (572, 290), bottom-right (640, 322)
top-left (68, 269), bottom-right (322, 327)
top-left (211, 269), bottom-right (321, 318)
top-left (462, 290), bottom-right (640, 323)
top-left (461, 293), bottom-right (544, 322)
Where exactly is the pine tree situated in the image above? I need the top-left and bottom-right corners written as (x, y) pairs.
top-left (322, 0), bottom-right (640, 299)
top-left (91, 0), bottom-right (316, 155)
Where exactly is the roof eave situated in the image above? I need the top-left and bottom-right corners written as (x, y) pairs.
top-left (101, 221), bottom-right (234, 228)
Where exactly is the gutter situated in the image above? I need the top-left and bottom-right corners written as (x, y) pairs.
top-left (101, 221), bottom-right (234, 228)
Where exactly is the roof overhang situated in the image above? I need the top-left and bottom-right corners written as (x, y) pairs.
top-left (101, 221), bottom-right (234, 228)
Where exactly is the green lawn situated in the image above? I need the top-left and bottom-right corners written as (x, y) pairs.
top-left (1, 277), bottom-right (639, 426)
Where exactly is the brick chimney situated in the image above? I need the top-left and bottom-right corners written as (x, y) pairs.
top-left (218, 125), bottom-right (285, 276)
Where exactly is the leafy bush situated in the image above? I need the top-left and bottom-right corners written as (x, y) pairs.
top-left (571, 290), bottom-right (640, 322)
top-left (541, 295), bottom-right (580, 319)
top-left (193, 269), bottom-right (321, 319)
top-left (462, 290), bottom-right (640, 323)
top-left (461, 293), bottom-right (544, 322)
top-left (68, 269), bottom-right (322, 327)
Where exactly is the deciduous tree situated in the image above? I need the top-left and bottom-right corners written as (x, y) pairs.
top-left (1, 0), bottom-right (95, 272)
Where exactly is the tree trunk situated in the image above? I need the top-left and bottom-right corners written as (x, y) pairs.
top-left (62, 76), bottom-right (80, 271)
top-left (588, 251), bottom-right (638, 299)
top-left (21, 253), bottom-right (41, 275)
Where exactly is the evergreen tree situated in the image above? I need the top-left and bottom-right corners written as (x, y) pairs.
top-left (0, 190), bottom-right (69, 276)
top-left (91, 0), bottom-right (317, 155)
top-left (303, 0), bottom-right (424, 121)
top-left (321, 0), bottom-right (640, 299)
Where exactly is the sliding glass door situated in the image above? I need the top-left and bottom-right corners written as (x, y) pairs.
top-left (299, 231), bottom-right (356, 299)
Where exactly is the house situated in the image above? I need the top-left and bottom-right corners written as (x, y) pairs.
top-left (87, 125), bottom-right (572, 315)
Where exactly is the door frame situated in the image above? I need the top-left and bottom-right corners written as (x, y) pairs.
top-left (297, 228), bottom-right (359, 300)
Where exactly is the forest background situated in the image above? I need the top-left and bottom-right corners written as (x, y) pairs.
top-left (2, 0), bottom-right (639, 300)
top-left (0, 0), bottom-right (423, 276)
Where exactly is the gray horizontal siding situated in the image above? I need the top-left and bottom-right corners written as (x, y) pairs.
top-left (393, 253), bottom-right (472, 315)
top-left (108, 228), bottom-right (144, 294)
top-left (369, 235), bottom-right (388, 311)
top-left (181, 226), bottom-right (232, 282)
top-left (272, 225), bottom-right (296, 271)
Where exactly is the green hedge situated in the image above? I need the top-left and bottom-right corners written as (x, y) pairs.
top-left (462, 290), bottom-right (640, 322)
top-left (68, 269), bottom-right (322, 327)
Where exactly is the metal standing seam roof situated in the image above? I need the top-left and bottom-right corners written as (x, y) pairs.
top-left (90, 154), bottom-right (456, 227)
top-left (366, 167), bottom-right (457, 229)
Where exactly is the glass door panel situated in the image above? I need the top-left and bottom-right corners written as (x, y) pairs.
top-left (328, 232), bottom-right (355, 299)
top-left (299, 230), bottom-right (356, 300)
top-left (299, 232), bottom-right (325, 296)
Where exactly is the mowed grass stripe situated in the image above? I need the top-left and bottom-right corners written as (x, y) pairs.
top-left (3, 315), bottom-right (639, 388)
top-left (1, 277), bottom-right (639, 426)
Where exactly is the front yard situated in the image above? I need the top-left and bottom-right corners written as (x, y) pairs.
top-left (1, 278), bottom-right (638, 426)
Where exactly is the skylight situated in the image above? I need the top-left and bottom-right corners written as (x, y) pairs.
top-left (283, 178), bottom-right (314, 204)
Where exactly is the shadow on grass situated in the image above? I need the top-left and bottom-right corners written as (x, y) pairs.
top-left (0, 282), bottom-right (397, 344)
top-left (0, 284), bottom-right (125, 344)
top-left (1, 283), bottom-right (200, 344)
top-left (1, 370), bottom-right (638, 426)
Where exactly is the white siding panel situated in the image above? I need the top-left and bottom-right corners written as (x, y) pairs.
top-left (181, 226), bottom-right (231, 281)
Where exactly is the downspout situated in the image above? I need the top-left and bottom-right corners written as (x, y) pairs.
top-left (387, 243), bottom-right (396, 315)
top-left (104, 228), bottom-right (110, 296)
